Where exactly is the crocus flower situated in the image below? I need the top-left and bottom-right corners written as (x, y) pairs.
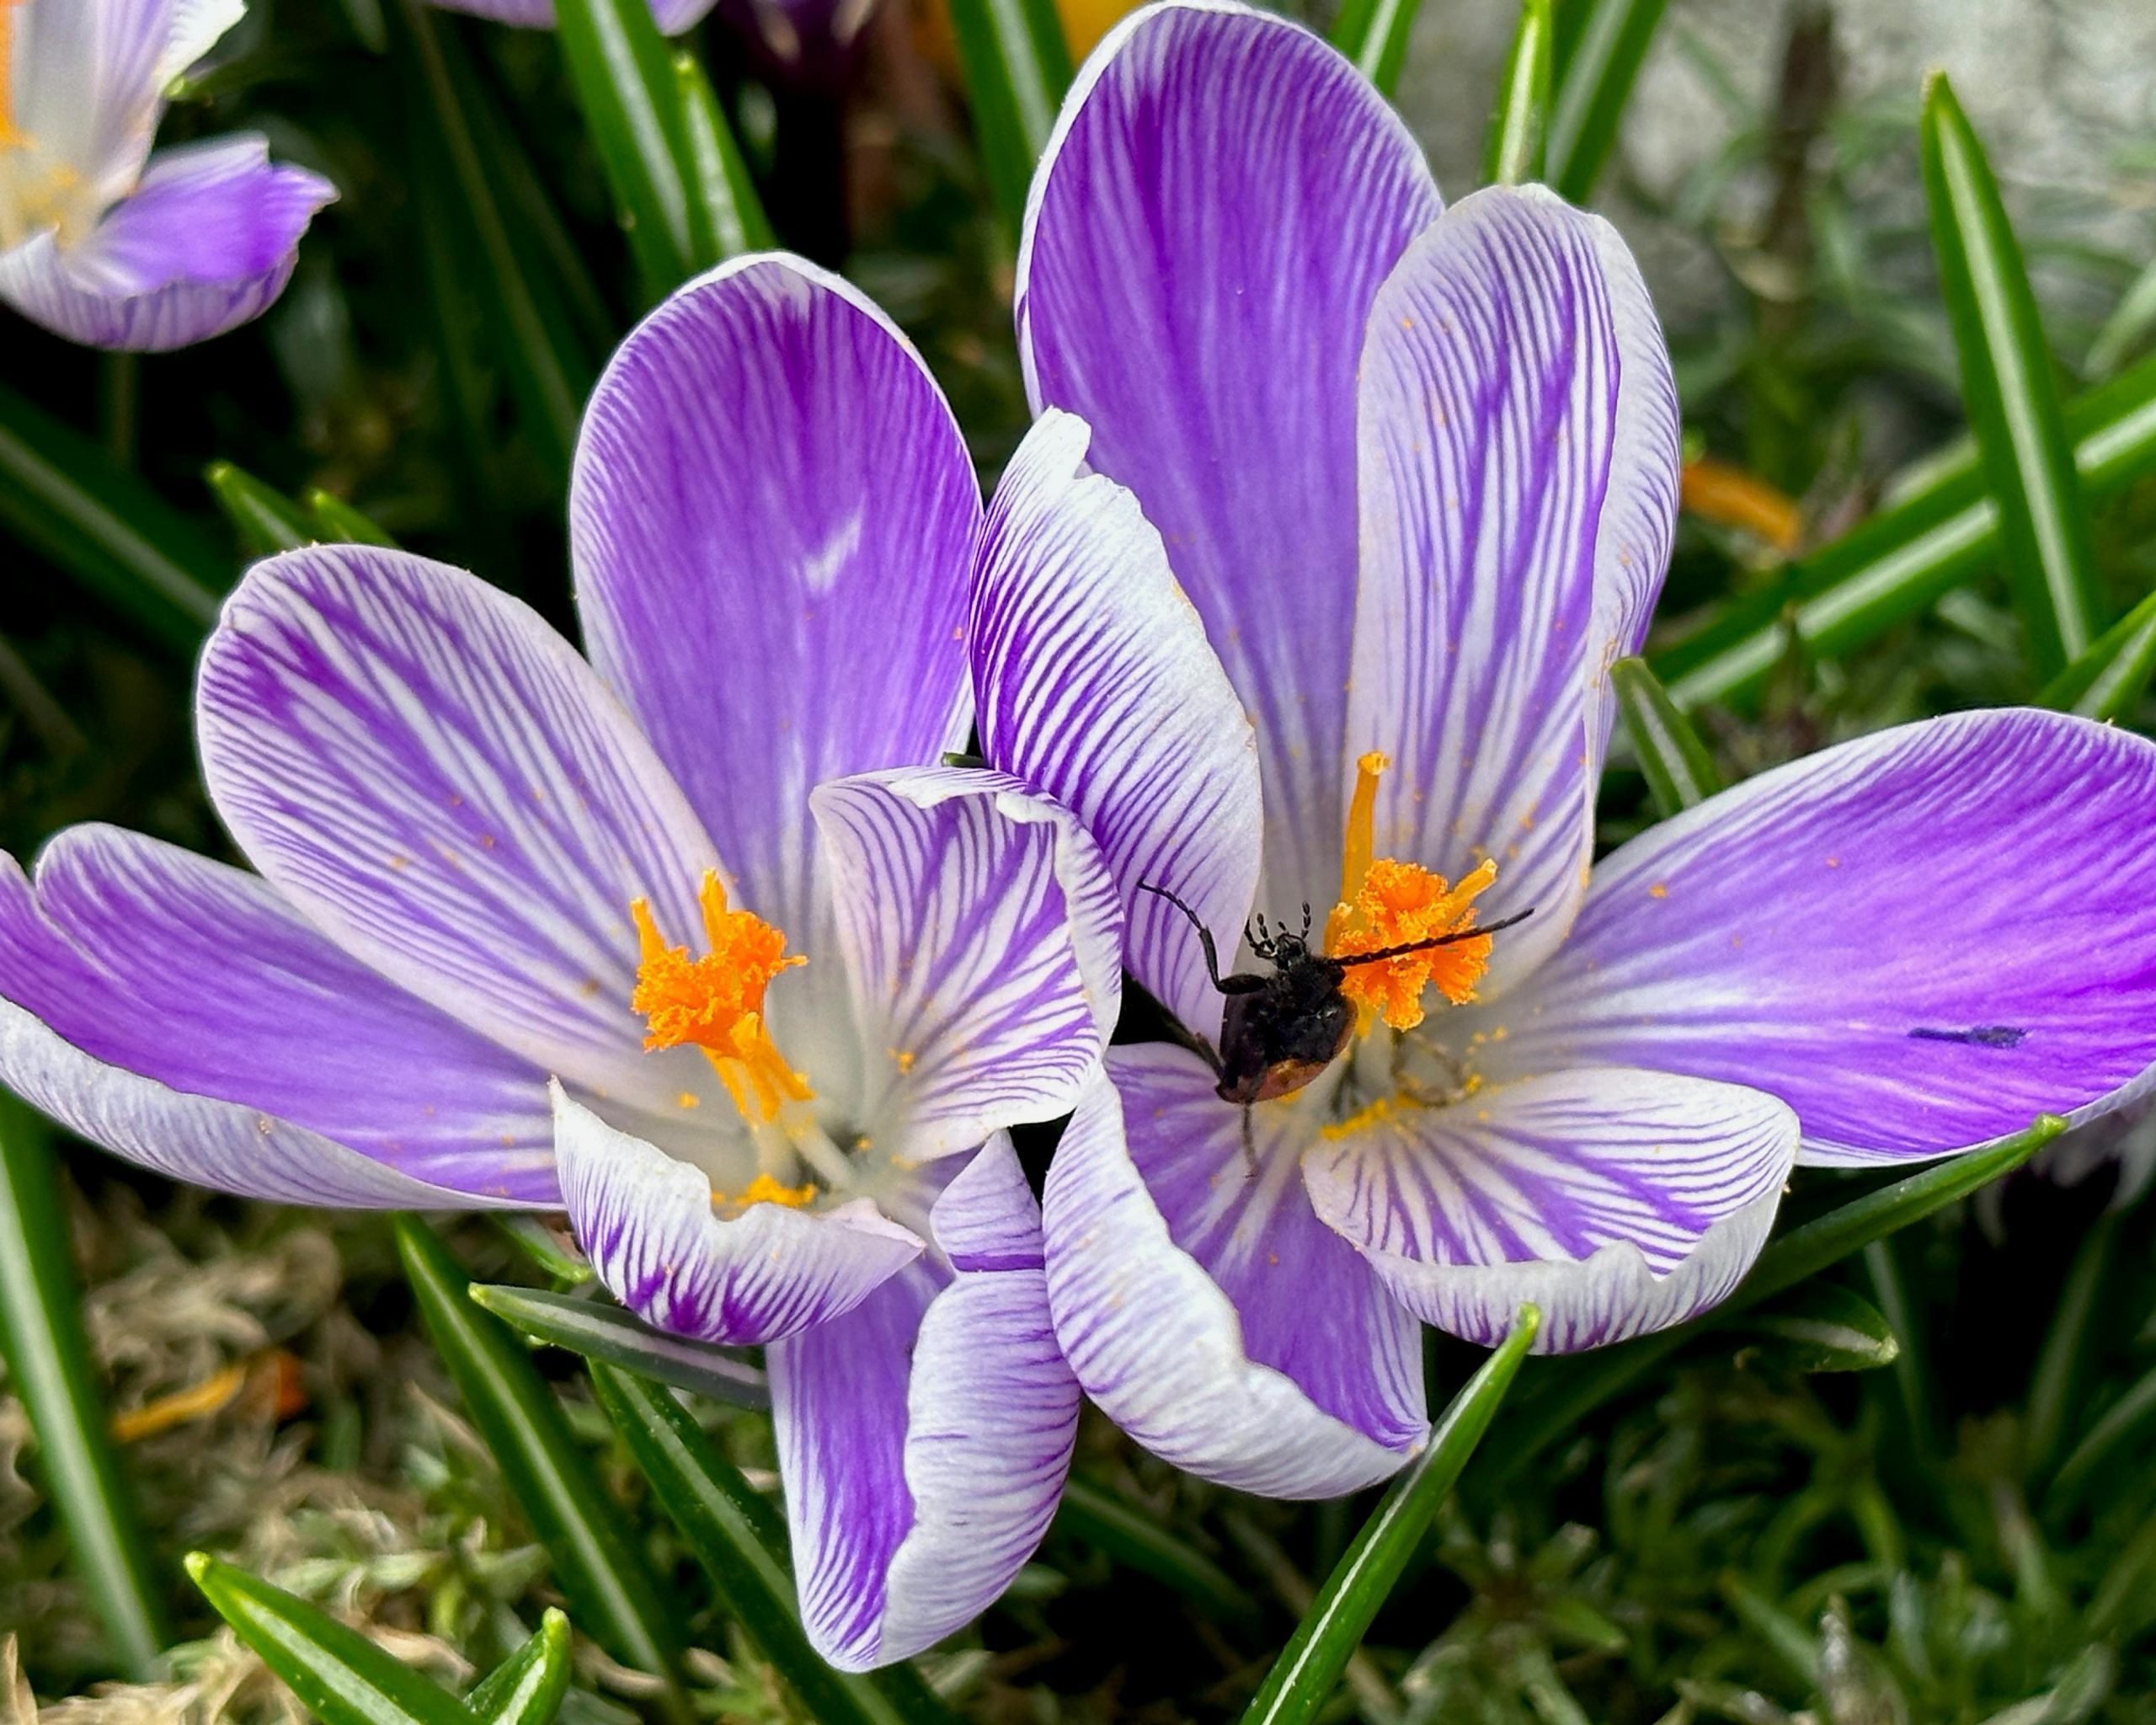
top-left (0, 254), bottom-right (1131, 1668)
top-left (427, 0), bottom-right (718, 32)
top-left (970, 0), bottom-right (2156, 1498)
top-left (0, 0), bottom-right (334, 350)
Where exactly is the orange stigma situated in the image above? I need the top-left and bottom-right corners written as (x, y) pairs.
top-left (1324, 751), bottom-right (1499, 1032)
top-left (631, 872), bottom-right (811, 1122)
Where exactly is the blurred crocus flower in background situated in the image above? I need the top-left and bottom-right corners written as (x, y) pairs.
top-left (974, 0), bottom-right (2156, 1499)
top-left (0, 0), bottom-right (334, 350)
top-left (0, 255), bottom-right (1132, 1669)
top-left (427, 0), bottom-right (718, 30)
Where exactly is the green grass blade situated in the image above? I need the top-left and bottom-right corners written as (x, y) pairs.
top-left (1053, 1477), bottom-right (1261, 1624)
top-left (1920, 73), bottom-right (2102, 677)
top-left (586, 1363), bottom-right (953, 1725)
top-left (675, 52), bottom-right (776, 259)
top-left (1239, 1307), bottom-right (1541, 1725)
top-left (398, 0), bottom-right (592, 482)
top-left (2087, 253), bottom-right (2156, 377)
top-left (946, 0), bottom-right (1073, 241)
top-left (1482, 0), bottom-right (1552, 187)
top-left (392, 1219), bottom-right (692, 1723)
top-left (2048, 1362), bottom-right (2156, 1514)
top-left (185, 1552), bottom-right (473, 1725)
top-left (205, 461), bottom-right (314, 558)
top-left (1611, 654), bottom-right (1721, 814)
top-left (0, 381), bottom-right (224, 655)
top-left (467, 1610), bottom-right (574, 1725)
top-left (2022, 1214), bottom-right (2115, 1480)
top-left (488, 1216), bottom-right (594, 1288)
top-left (1485, 1116), bottom-right (2064, 1482)
top-left (307, 490), bottom-right (400, 547)
top-left (0, 1094), bottom-right (168, 1679)
top-left (1653, 350), bottom-right (2156, 709)
top-left (1545, 0), bottom-right (1671, 203)
top-left (2036, 586), bottom-right (2156, 720)
top-left (1736, 1282), bottom-right (1899, 1373)
top-left (1329, 0), bottom-right (1426, 99)
top-left (555, 0), bottom-right (701, 301)
top-left (470, 1284), bottom-right (771, 1408)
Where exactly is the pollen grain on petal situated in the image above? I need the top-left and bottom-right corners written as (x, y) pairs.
top-left (1326, 856), bottom-right (1498, 1032)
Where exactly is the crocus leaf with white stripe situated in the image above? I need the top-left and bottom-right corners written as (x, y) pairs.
top-left (0, 1), bottom-right (334, 350)
top-left (985, 0), bottom-right (2156, 1500)
top-left (0, 252), bottom-right (1130, 1665)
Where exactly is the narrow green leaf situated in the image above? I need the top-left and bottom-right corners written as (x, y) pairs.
top-left (1921, 73), bottom-right (2102, 677)
top-left (1864, 1238), bottom-right (1933, 1452)
top-left (1482, 0), bottom-right (1552, 187)
top-left (946, 0), bottom-right (1072, 241)
top-left (2024, 1214), bottom-right (2115, 1479)
top-left (470, 1284), bottom-right (770, 1408)
top-left (1545, 0), bottom-right (1671, 203)
top-left (1239, 1307), bottom-right (1541, 1725)
top-left (307, 489), bottom-right (400, 547)
top-left (2036, 586), bottom-right (2156, 720)
top-left (1737, 1282), bottom-right (1899, 1372)
top-left (186, 1552), bottom-right (472, 1725)
top-left (587, 1364), bottom-right (953, 1725)
top-left (1053, 1477), bottom-right (1261, 1623)
top-left (1486, 1115), bottom-right (2065, 1481)
top-left (2051, 1363), bottom-right (2156, 1514)
top-left (555, 0), bottom-right (702, 301)
top-left (398, 0), bottom-right (591, 480)
top-left (1329, 0), bottom-right (1426, 98)
top-left (0, 1095), bottom-right (168, 1680)
top-left (467, 1610), bottom-right (574, 1725)
top-left (1653, 350), bottom-right (2156, 710)
top-left (2087, 253), bottom-right (2156, 377)
top-left (392, 1219), bottom-right (693, 1723)
top-left (0, 380), bottom-right (224, 654)
top-left (206, 462), bottom-right (314, 558)
top-left (489, 1216), bottom-right (594, 1288)
top-left (1611, 654), bottom-right (1721, 815)
top-left (675, 53), bottom-right (776, 259)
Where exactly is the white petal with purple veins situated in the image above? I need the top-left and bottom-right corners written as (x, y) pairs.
top-left (1017, 0), bottom-right (1442, 905)
top-left (198, 546), bottom-right (726, 1119)
top-left (555, 1086), bottom-right (922, 1346)
top-left (1485, 708), bottom-right (2156, 1163)
top-left (1303, 1067), bottom-right (1796, 1353)
top-left (1345, 185), bottom-right (1678, 989)
top-left (813, 766), bottom-right (1120, 1160)
top-left (0, 829), bottom-right (558, 1201)
top-left (1044, 1058), bottom-right (1425, 1498)
top-left (971, 409), bottom-right (1262, 1042)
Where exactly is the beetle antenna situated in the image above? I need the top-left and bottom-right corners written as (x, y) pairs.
top-left (1137, 881), bottom-right (1230, 993)
top-left (1335, 906), bottom-right (1537, 969)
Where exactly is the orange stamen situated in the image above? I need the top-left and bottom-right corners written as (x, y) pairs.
top-left (711, 1172), bottom-right (819, 1216)
top-left (631, 872), bottom-right (811, 1122)
top-left (0, 1), bottom-right (19, 149)
top-left (1325, 751), bottom-right (1500, 1033)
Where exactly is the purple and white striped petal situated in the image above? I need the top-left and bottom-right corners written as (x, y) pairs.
top-left (0, 137), bottom-right (333, 350)
top-left (422, 0), bottom-right (718, 29)
top-left (771, 1139), bottom-right (1079, 1669)
top-left (811, 766), bottom-right (1120, 1159)
top-left (198, 546), bottom-right (726, 1119)
top-left (572, 254), bottom-right (979, 1059)
top-left (0, 851), bottom-right (497, 1209)
top-left (555, 1086), bottom-right (922, 1346)
top-left (1303, 1068), bottom-right (1796, 1353)
top-left (1044, 1057), bottom-right (1425, 1498)
top-left (971, 409), bottom-right (1262, 1043)
top-left (0, 826), bottom-right (557, 1201)
top-left (1483, 708), bottom-right (2156, 1164)
top-left (1017, 0), bottom-right (1441, 905)
top-left (1344, 185), bottom-right (1678, 989)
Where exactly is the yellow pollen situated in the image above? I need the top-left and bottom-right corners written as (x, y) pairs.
top-left (631, 872), bottom-right (811, 1123)
top-left (711, 1172), bottom-right (818, 1215)
top-left (1324, 751), bottom-right (1499, 1033)
top-left (0, 1), bottom-right (19, 148)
